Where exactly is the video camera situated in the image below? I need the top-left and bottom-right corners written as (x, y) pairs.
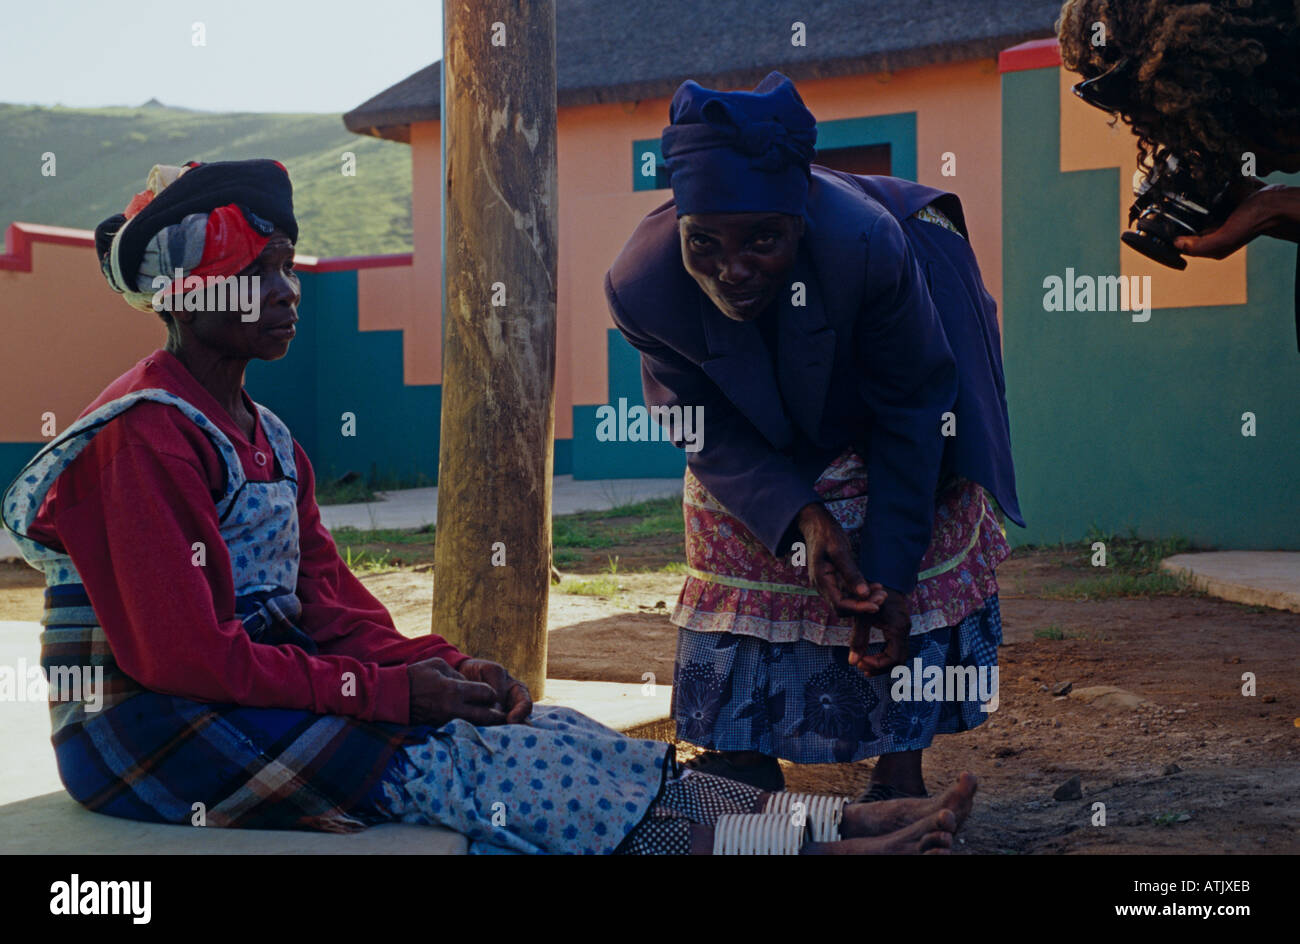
top-left (1072, 58), bottom-right (1235, 270)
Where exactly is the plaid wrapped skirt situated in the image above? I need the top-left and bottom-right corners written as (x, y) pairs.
top-left (43, 586), bottom-right (439, 833)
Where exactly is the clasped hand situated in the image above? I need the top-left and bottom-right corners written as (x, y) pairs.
top-left (797, 502), bottom-right (911, 675)
top-left (407, 656), bottom-right (533, 727)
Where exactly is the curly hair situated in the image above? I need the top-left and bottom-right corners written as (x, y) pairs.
top-left (1057, 0), bottom-right (1300, 191)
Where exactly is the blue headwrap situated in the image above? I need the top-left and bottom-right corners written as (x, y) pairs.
top-left (660, 71), bottom-right (817, 222)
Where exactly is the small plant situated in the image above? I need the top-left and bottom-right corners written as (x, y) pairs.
top-left (1034, 625), bottom-right (1070, 640)
top-left (558, 575), bottom-right (621, 598)
top-left (342, 547), bottom-right (396, 574)
top-left (1043, 572), bottom-right (1196, 600)
top-left (1152, 810), bottom-right (1191, 827)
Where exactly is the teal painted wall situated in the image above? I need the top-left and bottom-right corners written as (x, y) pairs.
top-left (247, 269), bottom-right (440, 489)
top-left (0, 443), bottom-right (40, 501)
top-left (1, 268), bottom-right (578, 496)
top-left (1001, 68), bottom-right (1300, 548)
top-left (571, 329), bottom-right (688, 479)
top-left (633, 111), bottom-right (918, 191)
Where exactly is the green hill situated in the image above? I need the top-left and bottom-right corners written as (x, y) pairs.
top-left (0, 103), bottom-right (413, 258)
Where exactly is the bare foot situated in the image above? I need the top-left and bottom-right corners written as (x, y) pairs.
top-left (842, 772), bottom-right (978, 838)
top-left (805, 809), bottom-right (957, 855)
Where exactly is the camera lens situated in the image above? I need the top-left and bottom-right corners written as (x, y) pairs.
top-left (1122, 156), bottom-right (1229, 270)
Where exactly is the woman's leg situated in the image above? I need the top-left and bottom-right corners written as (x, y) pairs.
top-left (687, 814), bottom-right (957, 855)
top-left (369, 706), bottom-right (673, 855)
top-left (869, 750), bottom-right (927, 796)
top-left (673, 630), bottom-right (786, 790)
top-left (863, 592), bottom-right (1004, 799)
top-left (619, 769), bottom-right (974, 854)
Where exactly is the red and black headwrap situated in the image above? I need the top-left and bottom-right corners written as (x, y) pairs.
top-left (94, 159), bottom-right (297, 312)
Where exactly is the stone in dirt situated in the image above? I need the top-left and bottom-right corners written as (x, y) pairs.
top-left (1051, 680), bottom-right (1073, 696)
top-left (1069, 685), bottom-right (1149, 710)
top-left (1053, 775), bottom-right (1083, 801)
top-left (1162, 763), bottom-right (1182, 776)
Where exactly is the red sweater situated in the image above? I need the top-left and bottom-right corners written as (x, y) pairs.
top-left (27, 348), bottom-right (467, 725)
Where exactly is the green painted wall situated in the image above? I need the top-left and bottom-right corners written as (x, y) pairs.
top-left (1001, 68), bottom-right (1300, 549)
top-left (1, 268), bottom-right (576, 497)
top-left (571, 329), bottom-right (688, 479)
top-left (633, 111), bottom-right (917, 191)
top-left (0, 443), bottom-right (40, 503)
top-left (247, 269), bottom-right (440, 489)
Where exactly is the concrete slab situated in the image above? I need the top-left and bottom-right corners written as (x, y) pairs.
top-left (0, 621), bottom-right (68, 805)
top-left (1161, 552), bottom-right (1300, 614)
top-left (540, 679), bottom-right (672, 732)
top-left (0, 791), bottom-right (468, 854)
top-left (0, 622), bottom-right (672, 853)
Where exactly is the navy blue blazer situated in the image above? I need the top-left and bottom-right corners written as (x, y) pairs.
top-left (850, 173), bottom-right (1023, 530)
top-left (605, 165), bottom-right (1021, 594)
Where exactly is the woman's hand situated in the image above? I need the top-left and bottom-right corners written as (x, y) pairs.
top-left (407, 657), bottom-right (508, 727)
top-left (848, 588), bottom-right (911, 676)
top-left (1175, 184), bottom-right (1300, 259)
top-left (458, 658), bottom-right (534, 724)
top-left (796, 502), bottom-right (886, 616)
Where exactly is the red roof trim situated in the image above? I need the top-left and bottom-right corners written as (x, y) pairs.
top-left (302, 253), bottom-right (414, 272)
top-left (0, 223), bottom-right (93, 271)
top-left (0, 222), bottom-right (413, 273)
top-left (999, 37), bottom-right (1062, 73)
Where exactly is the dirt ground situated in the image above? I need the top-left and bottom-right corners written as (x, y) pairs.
top-left (3, 547), bottom-right (1296, 854)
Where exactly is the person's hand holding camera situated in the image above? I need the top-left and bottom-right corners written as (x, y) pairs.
top-left (1176, 183), bottom-right (1300, 259)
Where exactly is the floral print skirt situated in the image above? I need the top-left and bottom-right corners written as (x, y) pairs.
top-left (673, 598), bottom-right (1002, 764)
top-left (670, 448), bottom-right (1008, 763)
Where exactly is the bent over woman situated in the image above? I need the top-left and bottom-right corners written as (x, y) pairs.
top-left (2, 157), bottom-right (977, 854)
top-left (605, 72), bottom-right (1021, 798)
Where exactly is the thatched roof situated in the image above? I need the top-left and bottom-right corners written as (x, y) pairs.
top-left (344, 0), bottom-right (1062, 142)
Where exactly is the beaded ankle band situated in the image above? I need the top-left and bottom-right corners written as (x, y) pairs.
top-left (763, 791), bottom-right (848, 843)
top-left (711, 812), bottom-right (804, 855)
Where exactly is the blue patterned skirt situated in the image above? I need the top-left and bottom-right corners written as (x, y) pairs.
top-left (672, 595), bottom-right (1002, 764)
top-left (357, 705), bottom-right (674, 854)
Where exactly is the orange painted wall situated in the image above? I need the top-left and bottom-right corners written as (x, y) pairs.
top-left (358, 120), bottom-right (443, 387)
top-left (0, 235), bottom-right (163, 441)
top-left (540, 59), bottom-right (1007, 415)
top-left (2, 58), bottom-right (1007, 447)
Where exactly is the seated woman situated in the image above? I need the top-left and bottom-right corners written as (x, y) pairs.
top-left (1, 157), bottom-right (976, 854)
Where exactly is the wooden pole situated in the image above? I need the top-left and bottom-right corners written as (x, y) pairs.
top-left (432, 1), bottom-right (557, 698)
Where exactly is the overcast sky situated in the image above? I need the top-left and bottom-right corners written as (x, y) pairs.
top-left (1, 0), bottom-right (444, 113)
